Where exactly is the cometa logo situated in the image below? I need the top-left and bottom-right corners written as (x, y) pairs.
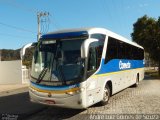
top-left (119, 60), bottom-right (131, 70)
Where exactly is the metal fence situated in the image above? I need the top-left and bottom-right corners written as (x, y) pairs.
top-left (22, 68), bottom-right (31, 84)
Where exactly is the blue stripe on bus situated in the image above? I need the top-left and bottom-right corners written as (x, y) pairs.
top-left (97, 59), bottom-right (144, 75)
top-left (30, 81), bottom-right (80, 91)
top-left (41, 31), bottom-right (88, 39)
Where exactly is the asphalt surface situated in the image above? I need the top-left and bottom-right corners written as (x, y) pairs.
top-left (0, 91), bottom-right (46, 120)
top-left (0, 78), bottom-right (160, 120)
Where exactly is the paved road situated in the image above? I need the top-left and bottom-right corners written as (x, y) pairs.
top-left (26, 79), bottom-right (160, 120)
top-left (0, 89), bottom-right (46, 120)
top-left (0, 78), bottom-right (160, 120)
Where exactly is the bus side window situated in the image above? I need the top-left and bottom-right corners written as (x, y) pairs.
top-left (117, 41), bottom-right (126, 59)
top-left (105, 37), bottom-right (118, 64)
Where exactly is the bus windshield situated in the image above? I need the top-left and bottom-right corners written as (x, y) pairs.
top-left (31, 39), bottom-right (85, 85)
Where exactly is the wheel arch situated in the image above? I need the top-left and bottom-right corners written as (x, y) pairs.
top-left (104, 80), bottom-right (112, 96)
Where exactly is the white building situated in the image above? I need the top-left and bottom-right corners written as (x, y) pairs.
top-left (0, 59), bottom-right (30, 85)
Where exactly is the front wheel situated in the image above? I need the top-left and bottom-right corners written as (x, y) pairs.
top-left (133, 75), bottom-right (139, 87)
top-left (99, 84), bottom-right (110, 106)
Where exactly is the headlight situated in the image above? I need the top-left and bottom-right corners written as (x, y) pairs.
top-left (66, 89), bottom-right (81, 95)
top-left (66, 91), bottom-right (74, 95)
top-left (65, 87), bottom-right (85, 95)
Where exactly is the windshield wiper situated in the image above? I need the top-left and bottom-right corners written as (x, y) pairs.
top-left (36, 68), bottom-right (48, 84)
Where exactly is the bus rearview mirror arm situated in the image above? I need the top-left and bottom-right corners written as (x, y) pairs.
top-left (20, 42), bottom-right (38, 60)
top-left (81, 38), bottom-right (99, 58)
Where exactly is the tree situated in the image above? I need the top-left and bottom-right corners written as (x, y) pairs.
top-left (22, 47), bottom-right (35, 68)
top-left (131, 15), bottom-right (160, 76)
top-left (0, 48), bottom-right (34, 68)
top-left (0, 49), bottom-right (20, 61)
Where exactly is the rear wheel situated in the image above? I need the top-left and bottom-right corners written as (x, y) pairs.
top-left (99, 84), bottom-right (110, 106)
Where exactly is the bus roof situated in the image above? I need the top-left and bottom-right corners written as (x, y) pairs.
top-left (41, 27), bottom-right (143, 49)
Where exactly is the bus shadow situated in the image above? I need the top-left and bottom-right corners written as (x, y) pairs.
top-left (0, 92), bottom-right (47, 120)
top-left (34, 106), bottom-right (85, 120)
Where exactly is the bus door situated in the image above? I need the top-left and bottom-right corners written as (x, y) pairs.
top-left (82, 39), bottom-right (102, 106)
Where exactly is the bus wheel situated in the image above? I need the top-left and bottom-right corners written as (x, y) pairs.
top-left (133, 75), bottom-right (139, 87)
top-left (100, 84), bottom-right (110, 106)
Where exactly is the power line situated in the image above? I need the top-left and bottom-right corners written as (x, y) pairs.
top-left (0, 32), bottom-right (36, 39)
top-left (3, 0), bottom-right (36, 13)
top-left (2, 1), bottom-right (62, 38)
top-left (40, 13), bottom-right (50, 34)
top-left (37, 12), bottom-right (50, 41)
top-left (2, 1), bottom-right (62, 33)
top-left (50, 15), bottom-right (62, 30)
top-left (101, 0), bottom-right (116, 28)
top-left (0, 21), bottom-right (36, 34)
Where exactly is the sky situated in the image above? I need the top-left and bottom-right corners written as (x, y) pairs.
top-left (0, 0), bottom-right (160, 49)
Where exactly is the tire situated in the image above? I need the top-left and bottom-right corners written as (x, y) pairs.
top-left (133, 75), bottom-right (139, 87)
top-left (99, 84), bottom-right (110, 106)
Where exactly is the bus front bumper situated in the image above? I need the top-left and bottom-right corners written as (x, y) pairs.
top-left (29, 88), bottom-right (86, 109)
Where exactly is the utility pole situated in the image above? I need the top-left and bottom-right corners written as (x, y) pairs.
top-left (37, 12), bottom-right (49, 41)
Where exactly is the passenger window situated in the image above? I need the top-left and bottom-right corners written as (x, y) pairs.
top-left (105, 37), bottom-right (118, 64)
top-left (117, 41), bottom-right (126, 59)
top-left (105, 36), bottom-right (144, 64)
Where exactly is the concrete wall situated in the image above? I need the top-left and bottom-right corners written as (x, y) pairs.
top-left (0, 60), bottom-right (23, 84)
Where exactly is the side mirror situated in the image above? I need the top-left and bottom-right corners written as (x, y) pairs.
top-left (20, 42), bottom-right (37, 60)
top-left (81, 38), bottom-right (98, 58)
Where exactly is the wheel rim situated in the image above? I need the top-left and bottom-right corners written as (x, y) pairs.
top-left (103, 88), bottom-right (109, 102)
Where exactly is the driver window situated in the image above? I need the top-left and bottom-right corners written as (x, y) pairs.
top-left (87, 42), bottom-right (98, 71)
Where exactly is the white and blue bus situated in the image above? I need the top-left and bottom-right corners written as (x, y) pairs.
top-left (29, 28), bottom-right (144, 109)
